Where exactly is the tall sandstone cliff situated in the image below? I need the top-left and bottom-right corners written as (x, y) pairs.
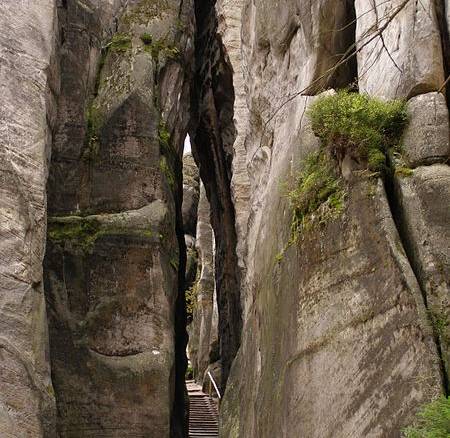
top-left (0, 0), bottom-right (449, 437)
top-left (1, 0), bottom-right (194, 436)
top-left (213, 0), bottom-right (450, 437)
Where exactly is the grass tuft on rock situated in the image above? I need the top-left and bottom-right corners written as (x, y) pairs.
top-left (308, 90), bottom-right (408, 172)
top-left (109, 33), bottom-right (132, 53)
top-left (402, 396), bottom-right (450, 438)
top-left (140, 33), bottom-right (153, 45)
top-left (287, 151), bottom-right (345, 241)
top-left (285, 91), bottom-right (407, 244)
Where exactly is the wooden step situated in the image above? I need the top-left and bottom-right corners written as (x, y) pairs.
top-left (187, 381), bottom-right (219, 438)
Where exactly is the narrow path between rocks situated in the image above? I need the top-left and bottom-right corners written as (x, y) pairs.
top-left (187, 380), bottom-right (219, 438)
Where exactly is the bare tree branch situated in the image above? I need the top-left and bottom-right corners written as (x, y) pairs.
top-left (262, 0), bottom-right (411, 132)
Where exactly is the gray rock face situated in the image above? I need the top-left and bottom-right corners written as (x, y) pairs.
top-left (1, 1), bottom-right (450, 437)
top-left (401, 92), bottom-right (450, 167)
top-left (355, 0), bottom-right (445, 99)
top-left (42, 0), bottom-right (194, 436)
top-left (194, 185), bottom-right (217, 384)
top-left (187, 184), bottom-right (218, 387)
top-left (182, 154), bottom-right (200, 237)
top-left (394, 164), bottom-right (450, 380)
top-left (0, 1), bottom-right (58, 436)
top-left (191, 0), bottom-right (242, 390)
top-left (214, 0), bottom-right (449, 436)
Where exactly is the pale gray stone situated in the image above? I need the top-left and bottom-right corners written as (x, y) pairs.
top-left (402, 92), bottom-right (450, 167)
top-left (355, 0), bottom-right (445, 99)
top-left (394, 164), bottom-right (450, 378)
top-left (0, 0), bottom-right (58, 435)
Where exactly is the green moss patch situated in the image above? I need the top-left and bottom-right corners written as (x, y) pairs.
top-left (141, 34), bottom-right (180, 60)
top-left (83, 105), bottom-right (103, 162)
top-left (160, 156), bottom-right (176, 189)
top-left (48, 217), bottom-right (154, 252)
top-left (308, 90), bottom-right (408, 172)
top-left (123, 0), bottom-right (170, 27)
top-left (109, 33), bottom-right (132, 53)
top-left (159, 121), bottom-right (171, 151)
top-left (287, 151), bottom-right (346, 241)
top-left (140, 33), bottom-right (153, 45)
top-left (402, 396), bottom-right (450, 437)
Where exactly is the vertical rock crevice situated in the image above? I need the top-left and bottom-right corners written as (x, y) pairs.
top-left (190, 0), bottom-right (242, 392)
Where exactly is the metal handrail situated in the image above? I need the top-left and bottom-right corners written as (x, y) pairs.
top-left (206, 371), bottom-right (221, 400)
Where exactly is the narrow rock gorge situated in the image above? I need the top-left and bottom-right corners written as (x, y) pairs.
top-left (0, 0), bottom-right (449, 437)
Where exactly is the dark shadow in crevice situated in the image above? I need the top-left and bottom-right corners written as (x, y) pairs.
top-left (190, 0), bottom-right (242, 394)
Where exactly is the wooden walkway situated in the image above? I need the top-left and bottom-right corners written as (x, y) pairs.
top-left (187, 380), bottom-right (219, 438)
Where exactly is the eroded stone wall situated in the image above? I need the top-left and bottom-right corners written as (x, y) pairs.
top-left (215, 0), bottom-right (450, 436)
top-left (43, 0), bottom-right (194, 436)
top-left (0, 1), bottom-right (58, 435)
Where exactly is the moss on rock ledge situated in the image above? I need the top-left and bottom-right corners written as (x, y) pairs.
top-left (48, 216), bottom-right (154, 252)
top-left (286, 91), bottom-right (408, 244)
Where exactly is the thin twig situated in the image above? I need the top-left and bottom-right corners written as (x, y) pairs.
top-left (262, 0), bottom-right (411, 131)
top-left (438, 74), bottom-right (450, 93)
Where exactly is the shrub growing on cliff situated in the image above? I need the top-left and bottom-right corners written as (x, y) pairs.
top-left (308, 90), bottom-right (407, 172)
top-left (285, 91), bottom-right (408, 244)
top-left (402, 396), bottom-right (450, 438)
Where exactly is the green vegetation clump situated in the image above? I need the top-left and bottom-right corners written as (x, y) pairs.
top-left (402, 396), bottom-right (450, 438)
top-left (109, 33), bottom-right (132, 52)
top-left (83, 105), bottom-right (102, 162)
top-left (185, 283), bottom-right (198, 319)
top-left (287, 151), bottom-right (346, 240)
top-left (286, 91), bottom-right (408, 242)
top-left (140, 33), bottom-right (153, 45)
top-left (142, 36), bottom-right (180, 59)
top-left (48, 217), bottom-right (154, 252)
top-left (308, 90), bottom-right (408, 172)
top-left (123, 0), bottom-right (168, 27)
top-left (159, 121), bottom-right (171, 151)
top-left (395, 166), bottom-right (414, 177)
top-left (48, 218), bottom-right (101, 251)
top-left (160, 156), bottom-right (176, 189)
top-left (185, 364), bottom-right (194, 380)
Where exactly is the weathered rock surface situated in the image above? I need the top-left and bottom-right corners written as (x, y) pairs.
top-left (191, 0), bottom-right (242, 390)
top-left (213, 0), bottom-right (449, 436)
top-left (194, 184), bottom-right (217, 383)
top-left (1, 0), bottom-right (450, 436)
top-left (43, 0), bottom-right (194, 436)
top-left (0, 1), bottom-right (58, 435)
top-left (401, 92), bottom-right (450, 167)
top-left (355, 0), bottom-right (445, 99)
top-left (187, 184), bottom-right (218, 388)
top-left (394, 164), bottom-right (450, 380)
top-left (182, 153), bottom-right (200, 237)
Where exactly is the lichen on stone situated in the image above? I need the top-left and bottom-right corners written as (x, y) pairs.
top-left (140, 33), bottom-right (180, 60)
